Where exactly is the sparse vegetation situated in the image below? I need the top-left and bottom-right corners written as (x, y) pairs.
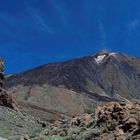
top-left (1, 96), bottom-right (140, 140)
top-left (0, 106), bottom-right (44, 139)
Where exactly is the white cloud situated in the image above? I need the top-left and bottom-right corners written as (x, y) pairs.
top-left (32, 12), bottom-right (55, 35)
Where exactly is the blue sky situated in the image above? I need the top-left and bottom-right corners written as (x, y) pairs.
top-left (0, 0), bottom-right (140, 74)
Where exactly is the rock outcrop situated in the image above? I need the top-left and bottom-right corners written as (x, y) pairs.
top-left (0, 59), bottom-right (17, 111)
top-left (0, 90), bottom-right (18, 111)
top-left (93, 102), bottom-right (140, 139)
top-left (28, 102), bottom-right (140, 140)
top-left (0, 58), bottom-right (4, 92)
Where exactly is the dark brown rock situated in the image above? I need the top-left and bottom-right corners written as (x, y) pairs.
top-left (122, 118), bottom-right (138, 132)
top-left (0, 90), bottom-right (18, 111)
top-left (70, 114), bottom-right (92, 127)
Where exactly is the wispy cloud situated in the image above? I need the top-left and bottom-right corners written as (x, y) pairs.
top-left (25, 2), bottom-right (55, 35)
top-left (31, 11), bottom-right (55, 35)
top-left (45, 0), bottom-right (67, 28)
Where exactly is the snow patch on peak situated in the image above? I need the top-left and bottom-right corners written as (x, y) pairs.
top-left (109, 52), bottom-right (117, 56)
top-left (95, 55), bottom-right (106, 64)
top-left (109, 52), bottom-right (118, 58)
top-left (94, 52), bottom-right (118, 64)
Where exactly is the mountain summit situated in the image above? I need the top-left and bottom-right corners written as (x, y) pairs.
top-left (93, 50), bottom-right (117, 64)
top-left (4, 51), bottom-right (140, 119)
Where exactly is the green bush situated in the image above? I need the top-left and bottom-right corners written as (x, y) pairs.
top-left (7, 135), bottom-right (21, 140)
top-left (84, 109), bottom-right (93, 114)
top-left (77, 128), bottom-right (103, 140)
top-left (44, 136), bottom-right (66, 140)
top-left (86, 119), bottom-right (97, 128)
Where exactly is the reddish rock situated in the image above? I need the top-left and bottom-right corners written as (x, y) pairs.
top-left (114, 128), bottom-right (124, 137)
top-left (70, 114), bottom-right (92, 126)
top-left (122, 118), bottom-right (138, 132)
top-left (52, 120), bottom-right (62, 127)
top-left (0, 90), bottom-right (18, 111)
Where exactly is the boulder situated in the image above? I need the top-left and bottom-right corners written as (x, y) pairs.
top-left (70, 114), bottom-right (92, 126)
top-left (0, 90), bottom-right (18, 111)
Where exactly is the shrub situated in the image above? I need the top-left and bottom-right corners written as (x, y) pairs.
top-left (86, 119), bottom-right (97, 128)
top-left (84, 109), bottom-right (93, 114)
top-left (44, 136), bottom-right (66, 140)
top-left (77, 128), bottom-right (103, 140)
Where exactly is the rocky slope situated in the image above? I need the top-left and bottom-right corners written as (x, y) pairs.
top-left (0, 90), bottom-right (46, 140)
top-left (4, 50), bottom-right (140, 119)
top-left (0, 106), bottom-right (45, 140)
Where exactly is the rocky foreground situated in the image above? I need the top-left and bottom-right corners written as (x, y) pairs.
top-left (33, 102), bottom-right (140, 140)
top-left (1, 91), bottom-right (140, 140)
